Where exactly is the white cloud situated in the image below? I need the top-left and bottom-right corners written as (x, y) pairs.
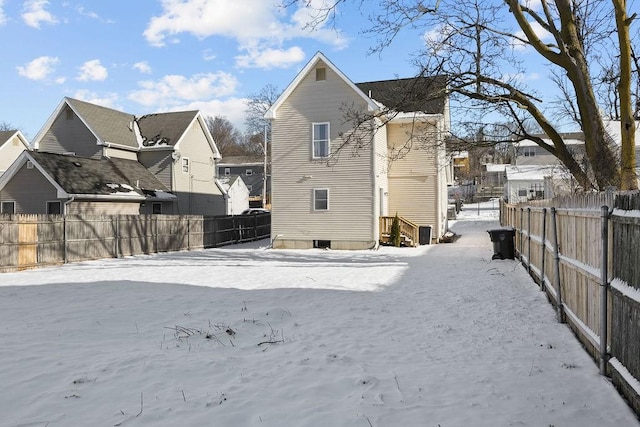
top-left (174, 97), bottom-right (249, 131)
top-left (22, 0), bottom-right (58, 29)
top-left (129, 72), bottom-right (239, 108)
top-left (16, 56), bottom-right (60, 81)
top-left (72, 90), bottom-right (120, 109)
top-left (76, 6), bottom-right (115, 24)
top-left (235, 46), bottom-right (306, 69)
top-left (512, 21), bottom-right (552, 51)
top-left (143, 0), bottom-right (347, 69)
top-left (133, 61), bottom-right (152, 74)
top-left (77, 59), bottom-right (108, 81)
top-left (0, 0), bottom-right (7, 26)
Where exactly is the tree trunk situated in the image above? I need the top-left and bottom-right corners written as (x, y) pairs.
top-left (614, 0), bottom-right (638, 190)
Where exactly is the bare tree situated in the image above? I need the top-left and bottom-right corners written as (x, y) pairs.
top-left (283, 0), bottom-right (638, 190)
top-left (0, 121), bottom-right (16, 131)
top-left (204, 116), bottom-right (245, 158)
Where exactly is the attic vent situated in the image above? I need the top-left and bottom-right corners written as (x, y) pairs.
top-left (26, 161), bottom-right (34, 169)
top-left (72, 161), bottom-right (82, 167)
top-left (316, 67), bottom-right (326, 81)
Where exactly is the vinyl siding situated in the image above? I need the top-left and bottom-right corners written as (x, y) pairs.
top-left (39, 109), bottom-right (102, 159)
top-left (0, 163), bottom-right (59, 214)
top-left (171, 121), bottom-right (223, 215)
top-left (386, 122), bottom-right (439, 228)
top-left (271, 60), bottom-right (376, 246)
top-left (67, 201), bottom-right (141, 215)
top-left (105, 146), bottom-right (138, 160)
top-left (139, 150), bottom-right (173, 189)
top-left (0, 136), bottom-right (27, 173)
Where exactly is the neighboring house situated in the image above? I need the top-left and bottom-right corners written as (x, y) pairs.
top-left (0, 130), bottom-right (30, 176)
top-left (265, 52), bottom-right (451, 249)
top-left (604, 120), bottom-right (640, 177)
top-left (26, 97), bottom-right (224, 215)
top-left (217, 155), bottom-right (269, 207)
top-left (514, 132), bottom-right (585, 166)
top-left (0, 151), bottom-right (175, 214)
top-left (504, 165), bottom-right (574, 203)
top-left (216, 175), bottom-right (249, 215)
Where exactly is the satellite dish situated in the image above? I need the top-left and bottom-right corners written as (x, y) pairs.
top-left (171, 151), bottom-right (181, 161)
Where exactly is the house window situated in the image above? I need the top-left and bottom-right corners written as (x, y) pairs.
top-left (182, 158), bottom-right (190, 174)
top-left (312, 123), bottom-right (330, 159)
top-left (523, 147), bottom-right (536, 157)
top-left (1, 201), bottom-right (15, 214)
top-left (314, 188), bottom-right (329, 211)
top-left (152, 202), bottom-right (162, 214)
top-left (531, 183), bottom-right (544, 198)
top-left (47, 201), bottom-right (62, 215)
top-left (224, 168), bottom-right (230, 176)
top-left (518, 189), bottom-right (528, 197)
top-left (246, 169), bottom-right (253, 176)
top-left (316, 67), bottom-right (326, 81)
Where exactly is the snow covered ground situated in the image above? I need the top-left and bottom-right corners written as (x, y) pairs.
top-left (1, 204), bottom-right (638, 426)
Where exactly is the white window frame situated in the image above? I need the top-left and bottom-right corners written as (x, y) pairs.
top-left (523, 146), bottom-right (536, 157)
top-left (1, 201), bottom-right (15, 214)
top-left (224, 167), bottom-right (231, 176)
top-left (313, 188), bottom-right (329, 211)
top-left (312, 122), bottom-right (330, 159)
top-left (182, 157), bottom-right (190, 174)
top-left (245, 169), bottom-right (253, 176)
top-left (46, 200), bottom-right (62, 215)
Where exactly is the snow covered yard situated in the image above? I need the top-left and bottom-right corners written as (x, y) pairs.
top-left (1, 207), bottom-right (638, 426)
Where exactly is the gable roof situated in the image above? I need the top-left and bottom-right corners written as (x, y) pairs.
top-left (137, 110), bottom-right (198, 148)
top-left (355, 76), bottom-right (447, 114)
top-left (32, 98), bottom-right (221, 158)
top-left (0, 151), bottom-right (175, 201)
top-left (265, 51), bottom-right (379, 120)
top-left (0, 130), bottom-right (30, 150)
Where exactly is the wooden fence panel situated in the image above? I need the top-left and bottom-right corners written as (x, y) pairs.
top-left (37, 215), bottom-right (64, 266)
top-left (0, 215), bottom-right (19, 271)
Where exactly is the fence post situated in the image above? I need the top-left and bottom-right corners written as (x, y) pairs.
top-left (115, 216), bottom-right (120, 259)
top-left (187, 216), bottom-right (190, 250)
top-left (600, 205), bottom-right (610, 375)
top-left (519, 207), bottom-right (524, 260)
top-left (540, 208), bottom-right (547, 292)
top-left (527, 207), bottom-right (532, 274)
top-left (155, 216), bottom-right (159, 253)
top-left (63, 215), bottom-right (68, 264)
top-left (551, 207), bottom-right (564, 322)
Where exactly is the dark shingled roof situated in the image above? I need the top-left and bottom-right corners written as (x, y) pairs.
top-left (66, 98), bottom-right (139, 149)
top-left (29, 151), bottom-right (172, 198)
top-left (0, 130), bottom-right (18, 145)
top-left (218, 155), bottom-right (265, 165)
top-left (356, 76), bottom-right (447, 114)
top-left (136, 111), bottom-right (199, 148)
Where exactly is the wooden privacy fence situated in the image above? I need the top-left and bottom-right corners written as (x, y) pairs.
top-left (500, 191), bottom-right (640, 415)
top-left (0, 213), bottom-right (270, 272)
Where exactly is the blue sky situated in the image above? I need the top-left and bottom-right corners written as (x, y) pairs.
top-left (1, 0), bottom-right (432, 140)
top-left (0, 0), bottom-right (613, 141)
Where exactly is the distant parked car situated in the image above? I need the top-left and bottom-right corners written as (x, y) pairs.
top-left (241, 208), bottom-right (270, 215)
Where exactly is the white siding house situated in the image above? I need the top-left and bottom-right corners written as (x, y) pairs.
top-left (265, 52), bottom-right (450, 249)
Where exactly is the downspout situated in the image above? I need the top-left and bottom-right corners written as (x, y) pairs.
top-left (63, 196), bottom-right (75, 215)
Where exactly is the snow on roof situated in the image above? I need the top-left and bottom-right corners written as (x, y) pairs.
top-left (516, 137), bottom-right (584, 147)
top-left (505, 165), bottom-right (557, 181)
top-left (485, 163), bottom-right (508, 172)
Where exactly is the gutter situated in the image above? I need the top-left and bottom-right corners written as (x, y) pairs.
top-left (63, 196), bottom-right (75, 215)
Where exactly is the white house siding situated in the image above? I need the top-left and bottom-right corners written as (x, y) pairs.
top-left (0, 164), bottom-right (59, 214)
top-left (172, 121), bottom-right (224, 216)
top-left (39, 109), bottom-right (102, 159)
top-left (226, 179), bottom-right (250, 215)
top-left (271, 61), bottom-right (376, 249)
top-left (104, 146), bottom-right (138, 161)
top-left (67, 201), bottom-right (141, 215)
top-left (0, 136), bottom-right (27, 175)
top-left (386, 122), bottom-right (440, 233)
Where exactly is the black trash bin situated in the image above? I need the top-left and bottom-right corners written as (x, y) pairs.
top-left (487, 228), bottom-right (515, 260)
top-left (419, 226), bottom-right (432, 245)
